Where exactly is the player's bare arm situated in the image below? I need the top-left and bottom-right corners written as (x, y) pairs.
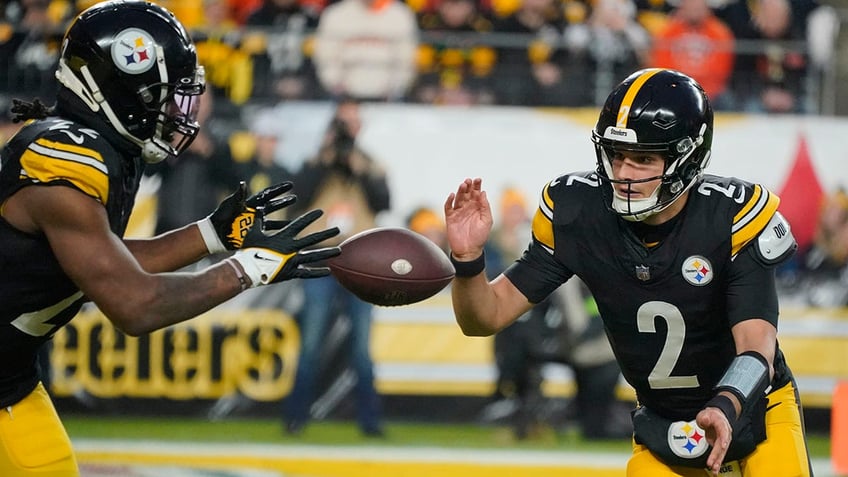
top-left (730, 318), bottom-right (777, 377)
top-left (124, 225), bottom-right (209, 273)
top-left (452, 274), bottom-right (533, 336)
top-left (445, 177), bottom-right (533, 336)
top-left (126, 181), bottom-right (298, 274)
top-left (7, 184), bottom-right (243, 335)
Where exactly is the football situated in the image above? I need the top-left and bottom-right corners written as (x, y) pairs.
top-left (328, 227), bottom-right (455, 306)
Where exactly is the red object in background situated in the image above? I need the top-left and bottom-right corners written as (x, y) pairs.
top-left (227, 0), bottom-right (261, 23)
top-left (776, 135), bottom-right (825, 253)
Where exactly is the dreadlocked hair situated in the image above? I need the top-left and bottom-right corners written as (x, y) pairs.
top-left (11, 98), bottom-right (52, 123)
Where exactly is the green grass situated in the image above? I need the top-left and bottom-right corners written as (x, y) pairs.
top-left (62, 415), bottom-right (833, 458)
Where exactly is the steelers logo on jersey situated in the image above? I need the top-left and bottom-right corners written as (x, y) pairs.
top-left (111, 28), bottom-right (157, 75)
top-left (667, 420), bottom-right (709, 459)
top-left (681, 255), bottom-right (713, 286)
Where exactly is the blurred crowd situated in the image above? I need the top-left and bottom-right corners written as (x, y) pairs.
top-left (0, 0), bottom-right (841, 117)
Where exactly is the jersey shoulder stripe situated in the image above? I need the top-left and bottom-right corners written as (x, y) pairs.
top-left (19, 137), bottom-right (109, 204)
top-left (530, 172), bottom-right (599, 254)
top-left (531, 179), bottom-right (556, 253)
top-left (730, 183), bottom-right (780, 256)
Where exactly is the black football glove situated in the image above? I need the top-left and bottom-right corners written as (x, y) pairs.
top-left (197, 181), bottom-right (296, 253)
top-left (229, 208), bottom-right (341, 286)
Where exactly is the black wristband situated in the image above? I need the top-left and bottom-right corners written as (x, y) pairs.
top-left (450, 250), bottom-right (485, 277)
top-left (705, 394), bottom-right (737, 424)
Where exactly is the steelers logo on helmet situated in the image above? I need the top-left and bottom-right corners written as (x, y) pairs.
top-left (111, 28), bottom-right (157, 75)
top-left (681, 255), bottom-right (713, 286)
top-left (667, 420), bottom-right (709, 459)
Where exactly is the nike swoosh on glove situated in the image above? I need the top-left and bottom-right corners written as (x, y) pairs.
top-left (229, 209), bottom-right (341, 286)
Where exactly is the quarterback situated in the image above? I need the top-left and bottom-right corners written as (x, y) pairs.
top-left (445, 69), bottom-right (811, 476)
top-left (0, 2), bottom-right (339, 476)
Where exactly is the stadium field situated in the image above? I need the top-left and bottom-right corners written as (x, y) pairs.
top-left (65, 416), bottom-right (837, 477)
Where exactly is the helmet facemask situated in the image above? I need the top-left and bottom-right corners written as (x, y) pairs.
top-left (141, 70), bottom-right (206, 163)
top-left (592, 123), bottom-right (711, 222)
top-left (591, 68), bottom-right (714, 222)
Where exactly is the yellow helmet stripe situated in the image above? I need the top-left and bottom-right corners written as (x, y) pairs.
top-left (617, 68), bottom-right (664, 128)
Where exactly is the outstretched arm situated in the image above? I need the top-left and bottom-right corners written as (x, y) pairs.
top-left (6, 184), bottom-right (337, 336)
top-left (445, 178), bottom-right (532, 336)
top-left (125, 181), bottom-right (297, 273)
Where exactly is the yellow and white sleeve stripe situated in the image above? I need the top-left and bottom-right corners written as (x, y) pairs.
top-left (19, 138), bottom-right (109, 204)
top-left (531, 181), bottom-right (556, 254)
top-left (731, 184), bottom-right (780, 257)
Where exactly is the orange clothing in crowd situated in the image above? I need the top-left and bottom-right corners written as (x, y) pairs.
top-left (651, 16), bottom-right (735, 100)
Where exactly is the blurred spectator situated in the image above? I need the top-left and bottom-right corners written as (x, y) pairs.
top-left (487, 187), bottom-right (531, 272)
top-left (482, 187), bottom-right (629, 440)
top-left (491, 0), bottom-right (590, 106)
top-left (412, 0), bottom-right (497, 105)
top-left (147, 89), bottom-right (237, 235)
top-left (153, 0), bottom-right (205, 28)
top-left (531, 278), bottom-right (631, 440)
top-left (632, 0), bottom-right (674, 35)
top-left (284, 98), bottom-right (391, 437)
top-left (233, 119), bottom-right (294, 196)
top-left (481, 0), bottom-right (520, 19)
top-left (0, 0), bottom-right (66, 101)
top-left (716, 0), bottom-right (812, 113)
top-left (563, 0), bottom-right (651, 105)
top-left (804, 188), bottom-right (848, 277)
top-left (649, 0), bottom-right (735, 109)
top-left (156, 0), bottom-right (260, 27)
top-left (407, 206), bottom-right (448, 251)
top-left (191, 0), bottom-right (256, 106)
top-left (482, 187), bottom-right (544, 439)
top-left (246, 0), bottom-right (322, 101)
top-left (313, 0), bottom-right (419, 101)
top-left (229, 0), bottom-right (264, 23)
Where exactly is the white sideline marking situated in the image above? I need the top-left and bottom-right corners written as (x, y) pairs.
top-left (74, 439), bottom-right (627, 467)
top-left (73, 440), bottom-right (836, 476)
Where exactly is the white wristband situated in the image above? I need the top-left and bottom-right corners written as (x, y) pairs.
top-left (197, 217), bottom-right (226, 254)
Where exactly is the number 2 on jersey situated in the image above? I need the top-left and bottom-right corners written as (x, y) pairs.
top-left (637, 301), bottom-right (700, 389)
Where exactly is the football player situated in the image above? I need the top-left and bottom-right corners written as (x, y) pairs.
top-left (0, 2), bottom-right (339, 476)
top-left (445, 68), bottom-right (811, 476)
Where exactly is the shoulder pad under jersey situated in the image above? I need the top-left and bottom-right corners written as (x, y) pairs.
top-left (753, 211), bottom-right (797, 265)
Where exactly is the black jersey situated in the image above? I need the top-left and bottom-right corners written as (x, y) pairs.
top-left (505, 171), bottom-right (795, 420)
top-left (0, 117), bottom-right (144, 407)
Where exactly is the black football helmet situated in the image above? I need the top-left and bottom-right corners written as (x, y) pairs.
top-left (56, 0), bottom-right (205, 163)
top-left (591, 68), bottom-right (713, 221)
